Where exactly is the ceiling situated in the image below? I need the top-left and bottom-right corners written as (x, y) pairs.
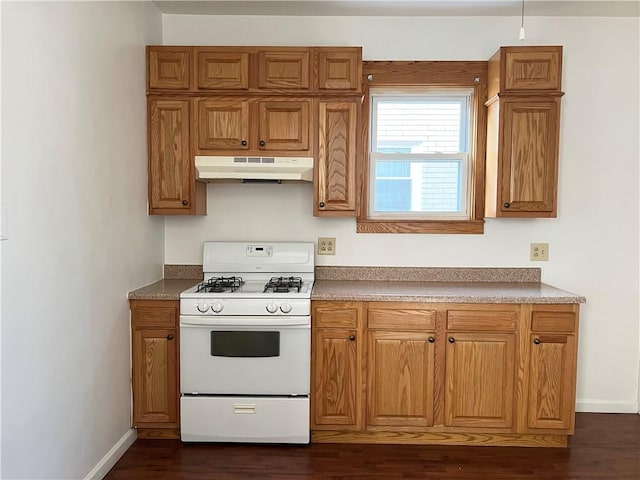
top-left (153, 1), bottom-right (640, 17)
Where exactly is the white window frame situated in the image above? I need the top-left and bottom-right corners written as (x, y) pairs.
top-left (368, 88), bottom-right (474, 221)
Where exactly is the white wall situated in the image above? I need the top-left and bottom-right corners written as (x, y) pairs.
top-left (163, 14), bottom-right (640, 413)
top-left (1, 2), bottom-right (163, 478)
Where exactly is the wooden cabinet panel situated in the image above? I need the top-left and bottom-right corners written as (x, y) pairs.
top-left (258, 50), bottom-right (310, 89)
top-left (504, 48), bottom-right (562, 92)
top-left (131, 305), bottom-right (177, 329)
top-left (447, 309), bottom-right (516, 331)
top-left (148, 98), bottom-right (200, 213)
top-left (532, 311), bottom-right (576, 332)
top-left (147, 47), bottom-right (191, 90)
top-left (195, 98), bottom-right (249, 150)
top-left (131, 300), bottom-right (180, 435)
top-left (444, 332), bottom-right (515, 429)
top-left (132, 328), bottom-right (179, 425)
top-left (196, 48), bottom-right (249, 90)
top-left (486, 46), bottom-right (563, 219)
top-left (367, 331), bottom-right (435, 428)
top-left (313, 301), bottom-right (360, 328)
top-left (368, 308), bottom-right (436, 331)
top-left (318, 48), bottom-right (362, 92)
top-left (315, 100), bottom-right (358, 216)
top-left (259, 100), bottom-right (311, 151)
top-left (312, 328), bottom-right (360, 429)
top-left (528, 333), bottom-right (576, 431)
top-left (499, 98), bottom-right (559, 215)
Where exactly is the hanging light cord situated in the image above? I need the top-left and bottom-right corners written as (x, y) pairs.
top-left (519, 0), bottom-right (526, 41)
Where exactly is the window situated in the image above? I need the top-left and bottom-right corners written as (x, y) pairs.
top-left (370, 91), bottom-right (472, 219)
top-left (357, 62), bottom-right (487, 234)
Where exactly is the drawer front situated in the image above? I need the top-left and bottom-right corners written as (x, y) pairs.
top-left (447, 309), bottom-right (516, 331)
top-left (368, 309), bottom-right (436, 331)
top-left (181, 396), bottom-right (309, 443)
top-left (531, 311), bottom-right (576, 332)
top-left (313, 302), bottom-right (360, 328)
top-left (131, 303), bottom-right (178, 328)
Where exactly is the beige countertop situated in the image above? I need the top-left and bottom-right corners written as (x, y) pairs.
top-left (128, 266), bottom-right (585, 304)
top-left (311, 280), bottom-right (586, 304)
top-left (128, 278), bottom-right (201, 301)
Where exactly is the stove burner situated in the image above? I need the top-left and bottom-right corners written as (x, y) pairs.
top-left (197, 276), bottom-right (244, 293)
top-left (264, 276), bottom-right (303, 293)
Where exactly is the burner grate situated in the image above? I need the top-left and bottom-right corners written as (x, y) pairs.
top-left (197, 276), bottom-right (244, 293)
top-left (264, 276), bottom-right (303, 293)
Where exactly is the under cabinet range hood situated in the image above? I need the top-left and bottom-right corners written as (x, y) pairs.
top-left (195, 156), bottom-right (314, 182)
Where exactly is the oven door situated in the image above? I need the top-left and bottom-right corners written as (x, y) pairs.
top-left (180, 315), bottom-right (310, 395)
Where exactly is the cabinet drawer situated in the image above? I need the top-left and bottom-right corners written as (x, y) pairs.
top-left (131, 302), bottom-right (178, 328)
top-left (313, 302), bottom-right (360, 328)
top-left (504, 47), bottom-right (562, 92)
top-left (368, 309), bottom-right (436, 331)
top-left (531, 311), bottom-right (576, 332)
top-left (447, 309), bottom-right (516, 331)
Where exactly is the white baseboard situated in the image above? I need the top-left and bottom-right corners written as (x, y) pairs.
top-left (84, 428), bottom-right (137, 480)
top-left (576, 400), bottom-right (639, 413)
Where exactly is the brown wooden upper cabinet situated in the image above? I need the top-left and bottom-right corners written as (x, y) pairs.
top-left (147, 46), bottom-right (362, 94)
top-left (147, 46), bottom-right (191, 90)
top-left (148, 97), bottom-right (206, 215)
top-left (195, 48), bottom-right (250, 90)
top-left (485, 46), bottom-right (564, 218)
top-left (315, 99), bottom-right (359, 216)
top-left (193, 97), bottom-right (312, 156)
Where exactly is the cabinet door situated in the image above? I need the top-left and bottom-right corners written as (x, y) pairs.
top-left (315, 100), bottom-right (358, 216)
top-left (195, 98), bottom-right (249, 150)
top-left (444, 332), bottom-right (515, 429)
top-left (196, 49), bottom-right (249, 90)
top-left (258, 50), bottom-right (310, 89)
top-left (148, 98), bottom-right (194, 212)
top-left (318, 48), bottom-right (362, 92)
top-left (147, 47), bottom-right (191, 91)
top-left (528, 333), bottom-right (576, 431)
top-left (132, 328), bottom-right (179, 425)
top-left (258, 100), bottom-right (311, 152)
top-left (312, 328), bottom-right (360, 429)
top-left (367, 331), bottom-right (435, 429)
top-left (499, 98), bottom-right (560, 216)
top-left (503, 47), bottom-right (562, 92)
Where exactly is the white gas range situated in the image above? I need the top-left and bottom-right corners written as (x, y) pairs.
top-left (179, 241), bottom-right (314, 444)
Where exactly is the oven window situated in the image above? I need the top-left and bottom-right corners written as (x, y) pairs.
top-left (210, 331), bottom-right (280, 358)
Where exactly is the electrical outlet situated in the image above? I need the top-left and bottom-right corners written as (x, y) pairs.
top-left (530, 243), bottom-right (549, 261)
top-left (317, 237), bottom-right (336, 255)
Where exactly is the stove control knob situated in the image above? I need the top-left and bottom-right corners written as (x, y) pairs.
top-left (211, 302), bottom-right (224, 313)
top-left (196, 302), bottom-right (209, 313)
top-left (266, 303), bottom-right (278, 314)
top-left (280, 303), bottom-right (292, 314)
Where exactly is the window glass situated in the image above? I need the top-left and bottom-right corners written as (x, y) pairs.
top-left (369, 91), bottom-right (472, 219)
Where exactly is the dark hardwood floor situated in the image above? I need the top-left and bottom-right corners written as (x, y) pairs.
top-left (105, 413), bottom-right (639, 479)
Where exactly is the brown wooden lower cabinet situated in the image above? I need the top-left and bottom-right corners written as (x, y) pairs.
top-left (311, 301), bottom-right (580, 447)
top-left (130, 300), bottom-right (180, 439)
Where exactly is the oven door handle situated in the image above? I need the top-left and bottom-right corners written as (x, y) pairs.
top-left (180, 316), bottom-right (310, 327)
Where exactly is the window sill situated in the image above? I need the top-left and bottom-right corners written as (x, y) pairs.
top-left (356, 219), bottom-right (484, 234)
